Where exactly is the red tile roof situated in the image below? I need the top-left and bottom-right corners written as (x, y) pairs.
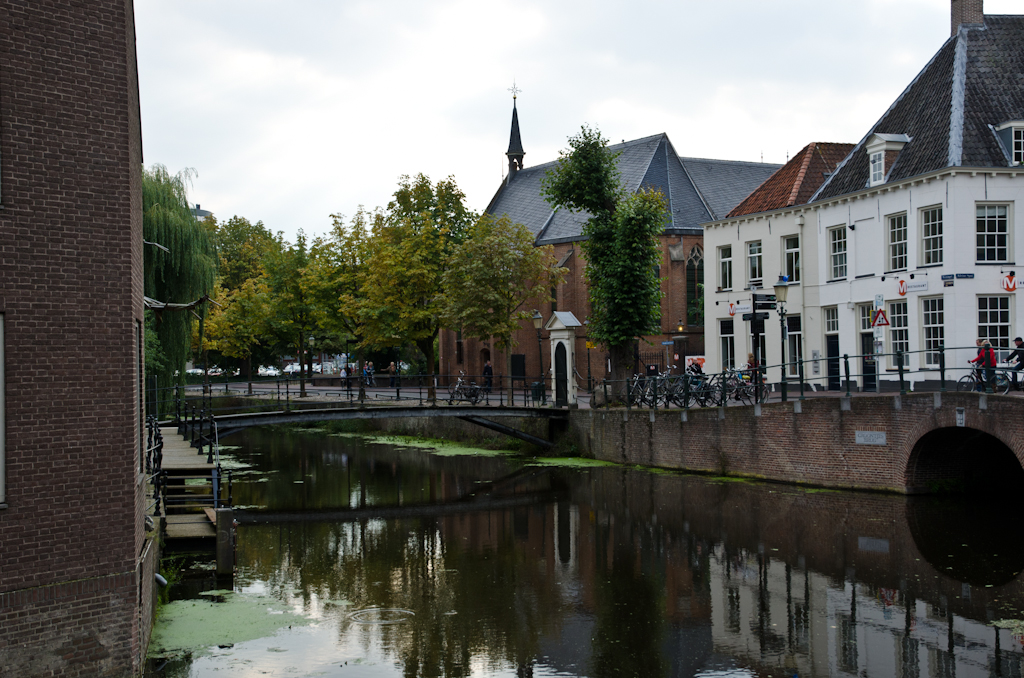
top-left (726, 142), bottom-right (855, 217)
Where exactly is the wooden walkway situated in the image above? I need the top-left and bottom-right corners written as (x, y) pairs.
top-left (158, 427), bottom-right (217, 540)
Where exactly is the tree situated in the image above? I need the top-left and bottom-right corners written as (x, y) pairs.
top-left (212, 215), bottom-right (275, 292)
top-left (205, 276), bottom-right (271, 393)
top-left (264, 232), bottom-right (316, 397)
top-left (542, 126), bottom-right (666, 392)
top-left (142, 164), bottom-right (217, 383)
top-left (442, 214), bottom-right (565, 379)
top-left (358, 175), bottom-right (476, 393)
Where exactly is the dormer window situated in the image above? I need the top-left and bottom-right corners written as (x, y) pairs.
top-left (865, 133), bottom-right (911, 187)
top-left (994, 121), bottom-right (1024, 165)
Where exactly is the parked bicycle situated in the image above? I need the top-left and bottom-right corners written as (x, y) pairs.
top-left (448, 371), bottom-right (483, 405)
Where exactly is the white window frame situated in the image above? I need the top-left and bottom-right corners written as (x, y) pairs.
top-left (720, 319), bottom-right (735, 371)
top-left (920, 206), bottom-right (943, 266)
top-left (719, 245), bottom-right (733, 291)
top-left (824, 307), bottom-right (839, 334)
top-left (870, 151), bottom-right (885, 186)
top-left (829, 226), bottom-right (848, 280)
top-left (887, 300), bottom-right (909, 369)
top-left (747, 241), bottom-right (763, 288)
top-left (787, 315), bottom-right (802, 377)
top-left (978, 295), bottom-right (1012, 357)
top-left (921, 297), bottom-right (944, 369)
top-left (1016, 128), bottom-right (1024, 165)
top-left (784, 235), bottom-right (800, 283)
top-left (886, 212), bottom-right (908, 272)
top-left (976, 204), bottom-right (1011, 263)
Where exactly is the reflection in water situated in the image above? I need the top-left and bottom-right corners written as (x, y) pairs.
top-left (151, 428), bottom-right (1024, 677)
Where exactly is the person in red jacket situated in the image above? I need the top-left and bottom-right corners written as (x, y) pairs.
top-left (969, 339), bottom-right (997, 391)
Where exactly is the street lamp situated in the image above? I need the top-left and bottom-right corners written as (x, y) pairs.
top-left (584, 319), bottom-right (592, 392)
top-left (532, 310), bottom-right (546, 405)
top-left (773, 275), bottom-right (790, 402)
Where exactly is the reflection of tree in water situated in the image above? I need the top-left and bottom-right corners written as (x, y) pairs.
top-left (591, 562), bottom-right (666, 678)
top-left (236, 510), bottom-right (564, 676)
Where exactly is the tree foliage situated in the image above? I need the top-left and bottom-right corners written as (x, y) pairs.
top-left (542, 126), bottom-right (666, 384)
top-left (142, 164), bottom-right (217, 382)
top-left (358, 175), bottom-right (476, 378)
top-left (213, 216), bottom-right (275, 292)
top-left (442, 214), bottom-right (565, 376)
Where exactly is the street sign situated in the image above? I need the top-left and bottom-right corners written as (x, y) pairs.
top-left (742, 312), bottom-right (770, 321)
top-left (731, 303), bottom-right (752, 314)
top-left (872, 309), bottom-right (890, 327)
top-left (754, 302), bottom-right (777, 310)
top-left (752, 294), bottom-right (776, 302)
top-left (661, 340), bottom-right (674, 345)
top-left (874, 294), bottom-right (884, 309)
top-left (956, 273), bottom-right (975, 279)
top-left (586, 341), bottom-right (596, 350)
top-left (874, 326), bottom-right (884, 339)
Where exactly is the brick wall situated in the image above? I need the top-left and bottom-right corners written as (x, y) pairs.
top-left (572, 392), bottom-right (1024, 493)
top-left (0, 0), bottom-right (149, 674)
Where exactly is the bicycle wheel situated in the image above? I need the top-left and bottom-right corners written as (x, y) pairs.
top-left (447, 382), bottom-right (460, 404)
top-left (995, 372), bottom-right (1010, 395)
top-left (468, 386), bottom-right (482, 405)
top-left (956, 375), bottom-right (976, 392)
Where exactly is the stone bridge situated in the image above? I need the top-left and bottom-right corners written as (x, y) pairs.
top-left (573, 392), bottom-right (1024, 493)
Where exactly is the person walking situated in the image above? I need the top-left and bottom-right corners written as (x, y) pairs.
top-left (483, 360), bottom-right (493, 393)
top-left (387, 361), bottom-right (397, 387)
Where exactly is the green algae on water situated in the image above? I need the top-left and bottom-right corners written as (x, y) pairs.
top-left (149, 592), bottom-right (313, 660)
top-left (992, 619), bottom-right (1024, 635)
top-left (528, 457), bottom-right (619, 469)
top-left (358, 434), bottom-right (519, 457)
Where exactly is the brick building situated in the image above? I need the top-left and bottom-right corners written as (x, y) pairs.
top-left (0, 2), bottom-right (154, 675)
top-left (439, 100), bottom-right (779, 388)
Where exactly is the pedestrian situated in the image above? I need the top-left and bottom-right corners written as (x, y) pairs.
top-left (367, 361), bottom-right (375, 387)
top-left (483, 360), bottom-right (493, 393)
top-left (387, 361), bottom-right (397, 387)
top-left (1008, 337), bottom-right (1024, 390)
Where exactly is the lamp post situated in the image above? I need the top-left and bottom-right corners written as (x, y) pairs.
top-left (774, 275), bottom-right (790, 402)
top-left (584, 319), bottom-right (592, 392)
top-left (532, 310), bottom-right (546, 405)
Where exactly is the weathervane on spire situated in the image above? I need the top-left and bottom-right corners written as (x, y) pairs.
top-left (508, 81), bottom-right (521, 100)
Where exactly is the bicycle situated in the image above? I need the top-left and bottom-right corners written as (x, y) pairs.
top-left (956, 363), bottom-right (1010, 394)
top-left (447, 372), bottom-right (483, 405)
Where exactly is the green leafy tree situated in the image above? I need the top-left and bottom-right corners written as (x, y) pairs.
top-left (205, 276), bottom-right (271, 392)
top-left (142, 165), bottom-right (217, 383)
top-left (542, 126), bottom-right (666, 391)
top-left (213, 215), bottom-right (275, 292)
top-left (265, 232), bottom-right (316, 396)
top-left (358, 175), bottom-right (476, 392)
top-left (442, 214), bottom-right (566, 379)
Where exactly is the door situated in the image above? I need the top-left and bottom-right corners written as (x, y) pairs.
top-left (826, 335), bottom-right (841, 390)
top-left (860, 333), bottom-right (876, 392)
top-left (555, 343), bottom-right (568, 407)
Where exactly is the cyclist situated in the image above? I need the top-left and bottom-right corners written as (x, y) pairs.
top-left (1008, 337), bottom-right (1024, 390)
top-left (969, 339), bottom-right (997, 391)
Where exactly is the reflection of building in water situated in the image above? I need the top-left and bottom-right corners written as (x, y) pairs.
top-left (707, 546), bottom-right (1024, 677)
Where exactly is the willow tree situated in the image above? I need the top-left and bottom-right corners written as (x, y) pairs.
top-left (143, 165), bottom-right (217, 383)
top-left (542, 126), bottom-right (666, 392)
top-left (442, 214), bottom-right (565, 379)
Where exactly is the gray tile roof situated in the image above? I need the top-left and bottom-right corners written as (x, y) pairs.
top-left (485, 133), bottom-right (780, 245)
top-left (813, 16), bottom-right (1024, 201)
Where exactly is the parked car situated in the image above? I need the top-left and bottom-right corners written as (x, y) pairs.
top-left (283, 363), bottom-right (301, 374)
top-left (258, 366), bottom-right (281, 377)
top-left (185, 367), bottom-right (203, 376)
top-left (310, 363), bottom-right (322, 374)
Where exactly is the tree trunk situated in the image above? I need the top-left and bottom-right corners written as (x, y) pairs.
top-left (297, 333), bottom-right (307, 398)
top-left (245, 354), bottom-right (252, 395)
top-left (416, 336), bottom-right (437, 401)
top-left (608, 342), bottom-right (635, 403)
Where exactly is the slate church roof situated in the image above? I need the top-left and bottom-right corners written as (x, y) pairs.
top-left (813, 15), bottom-right (1024, 201)
top-left (485, 132), bottom-right (780, 245)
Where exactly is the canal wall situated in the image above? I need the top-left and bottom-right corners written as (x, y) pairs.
top-left (363, 414), bottom-right (554, 451)
top-left (567, 392), bottom-right (1024, 493)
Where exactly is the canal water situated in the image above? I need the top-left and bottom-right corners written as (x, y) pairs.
top-left (148, 426), bottom-right (1024, 678)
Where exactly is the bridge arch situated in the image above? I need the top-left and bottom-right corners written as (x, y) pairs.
top-left (905, 426), bottom-right (1024, 494)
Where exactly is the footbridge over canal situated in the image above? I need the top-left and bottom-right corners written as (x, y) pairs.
top-left (574, 391), bottom-right (1024, 494)
top-left (173, 404), bottom-right (569, 449)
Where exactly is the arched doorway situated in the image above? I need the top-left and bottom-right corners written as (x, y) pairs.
top-left (555, 343), bottom-right (568, 407)
top-left (906, 427), bottom-right (1024, 494)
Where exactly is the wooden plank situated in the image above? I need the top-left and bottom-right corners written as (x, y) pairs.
top-left (164, 514), bottom-right (215, 539)
top-left (160, 427), bottom-right (215, 472)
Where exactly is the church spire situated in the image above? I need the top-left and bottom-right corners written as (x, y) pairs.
top-left (506, 83), bottom-right (524, 176)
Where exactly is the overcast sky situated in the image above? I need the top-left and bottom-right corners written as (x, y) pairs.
top-left (135, 0), bottom-right (1021, 243)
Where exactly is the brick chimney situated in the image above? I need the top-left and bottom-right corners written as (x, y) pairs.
top-left (951, 0), bottom-right (984, 36)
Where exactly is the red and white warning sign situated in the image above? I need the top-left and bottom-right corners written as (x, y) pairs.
top-left (872, 309), bottom-right (890, 327)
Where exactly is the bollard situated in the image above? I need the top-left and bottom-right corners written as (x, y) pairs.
top-left (215, 508), bottom-right (235, 576)
top-left (843, 354), bottom-right (851, 398)
top-left (603, 380), bottom-right (609, 408)
top-left (798, 359), bottom-right (805, 400)
top-left (652, 377), bottom-right (658, 411)
top-left (897, 351), bottom-right (906, 395)
top-left (939, 346), bottom-right (947, 392)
